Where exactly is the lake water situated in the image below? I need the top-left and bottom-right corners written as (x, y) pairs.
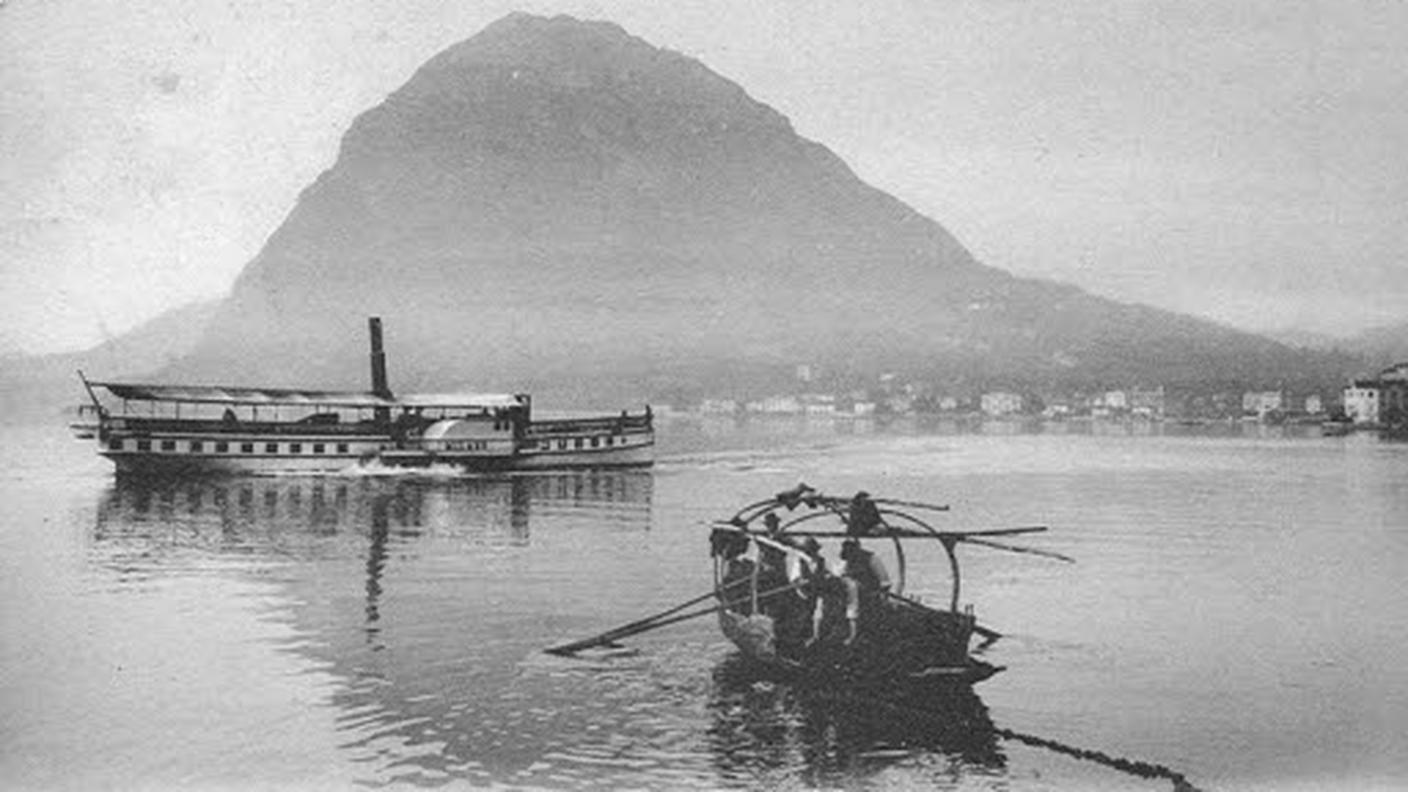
top-left (2, 417), bottom-right (1406, 791)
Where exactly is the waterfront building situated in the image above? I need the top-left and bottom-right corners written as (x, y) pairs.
top-left (981, 391), bottom-right (1023, 417)
top-left (1242, 390), bottom-right (1285, 419)
top-left (1343, 364), bottom-right (1408, 426)
top-left (1102, 390), bottom-right (1129, 411)
top-left (1303, 394), bottom-right (1324, 416)
top-left (748, 396), bottom-right (802, 414)
top-left (1129, 386), bottom-right (1167, 420)
top-left (699, 398), bottom-right (740, 415)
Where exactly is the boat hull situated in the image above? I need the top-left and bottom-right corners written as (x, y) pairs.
top-left (717, 605), bottom-right (1001, 688)
top-left (95, 422), bottom-right (653, 476)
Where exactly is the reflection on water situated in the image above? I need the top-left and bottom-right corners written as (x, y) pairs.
top-left (94, 471), bottom-right (654, 553)
top-left (707, 654), bottom-right (1005, 787)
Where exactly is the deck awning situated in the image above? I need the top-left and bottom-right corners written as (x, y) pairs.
top-left (92, 382), bottom-right (524, 410)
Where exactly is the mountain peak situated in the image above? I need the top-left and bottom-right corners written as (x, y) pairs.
top-left (170, 15), bottom-right (1349, 403)
top-left (388, 12), bottom-right (770, 135)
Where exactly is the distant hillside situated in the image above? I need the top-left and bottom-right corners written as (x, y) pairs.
top-left (0, 300), bottom-right (217, 424)
top-left (151, 13), bottom-right (1355, 407)
top-left (1343, 321), bottom-right (1408, 368)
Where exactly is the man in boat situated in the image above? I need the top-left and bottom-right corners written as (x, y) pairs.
top-left (847, 491), bottom-right (884, 536)
top-left (756, 513), bottom-right (790, 585)
top-left (713, 528), bottom-right (758, 615)
top-left (840, 538), bottom-right (892, 643)
top-left (755, 512), bottom-right (814, 638)
top-left (796, 538), bottom-right (860, 649)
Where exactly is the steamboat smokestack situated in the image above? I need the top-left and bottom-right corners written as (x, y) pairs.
top-left (368, 317), bottom-right (391, 399)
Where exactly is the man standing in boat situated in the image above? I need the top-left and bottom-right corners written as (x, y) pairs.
top-left (840, 538), bottom-right (892, 644)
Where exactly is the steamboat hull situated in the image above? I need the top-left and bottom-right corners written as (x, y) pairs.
top-left (98, 423), bottom-right (654, 476)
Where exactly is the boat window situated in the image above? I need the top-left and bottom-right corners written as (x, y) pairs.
top-left (313, 443), bottom-right (325, 454)
top-left (161, 440), bottom-right (177, 452)
top-left (265, 442), bottom-right (278, 453)
top-left (109, 439), bottom-right (124, 451)
top-left (215, 442), bottom-right (229, 453)
top-left (558, 440), bottom-right (567, 450)
top-left (289, 443), bottom-right (302, 454)
top-left (336, 443), bottom-right (349, 454)
top-left (190, 441), bottom-right (203, 452)
top-left (241, 443), bottom-right (254, 453)
top-left (137, 440), bottom-right (151, 452)
top-left (574, 438), bottom-right (584, 449)
top-left (590, 437), bottom-right (600, 448)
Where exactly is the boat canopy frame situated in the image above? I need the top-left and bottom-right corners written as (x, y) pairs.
top-left (711, 483), bottom-right (1069, 613)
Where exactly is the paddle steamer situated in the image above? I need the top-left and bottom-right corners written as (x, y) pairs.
top-left (72, 318), bottom-right (654, 476)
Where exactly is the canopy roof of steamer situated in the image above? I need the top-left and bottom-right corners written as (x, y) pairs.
top-left (92, 382), bottom-right (525, 410)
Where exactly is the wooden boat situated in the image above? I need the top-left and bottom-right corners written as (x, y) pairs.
top-left (709, 485), bottom-right (1065, 687)
top-left (73, 318), bottom-right (653, 476)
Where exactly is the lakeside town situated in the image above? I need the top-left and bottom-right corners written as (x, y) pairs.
top-left (668, 362), bottom-right (1408, 431)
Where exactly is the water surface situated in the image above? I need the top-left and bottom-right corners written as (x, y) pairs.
top-left (2, 419), bottom-right (1405, 790)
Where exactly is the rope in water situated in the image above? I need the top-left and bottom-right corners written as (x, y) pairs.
top-left (812, 686), bottom-right (1204, 792)
top-left (993, 726), bottom-right (1202, 792)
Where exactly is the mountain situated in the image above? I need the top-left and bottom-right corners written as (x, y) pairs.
top-left (1342, 321), bottom-right (1408, 368)
top-left (161, 13), bottom-right (1354, 407)
top-left (0, 300), bottom-right (217, 424)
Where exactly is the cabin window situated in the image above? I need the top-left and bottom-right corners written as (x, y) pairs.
top-left (137, 440), bottom-right (151, 452)
top-left (265, 442), bottom-right (278, 453)
top-left (109, 438), bottom-right (124, 451)
top-left (241, 443), bottom-right (254, 453)
top-left (289, 443), bottom-right (302, 454)
top-left (313, 443), bottom-right (325, 454)
top-left (190, 441), bottom-right (203, 452)
top-left (590, 437), bottom-right (600, 448)
top-left (161, 440), bottom-right (176, 452)
top-left (336, 443), bottom-right (349, 454)
top-left (215, 442), bottom-right (229, 453)
top-left (574, 438), bottom-right (584, 450)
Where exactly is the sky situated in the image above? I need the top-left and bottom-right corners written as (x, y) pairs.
top-left (2, 0), bottom-right (1406, 355)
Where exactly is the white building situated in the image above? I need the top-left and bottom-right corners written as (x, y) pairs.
top-left (1344, 363), bottom-right (1408, 425)
top-left (1303, 394), bottom-right (1324, 415)
top-left (748, 396), bottom-right (802, 414)
top-left (981, 392), bottom-right (1023, 417)
top-left (1242, 390), bottom-right (1285, 418)
top-left (699, 399), bottom-right (739, 415)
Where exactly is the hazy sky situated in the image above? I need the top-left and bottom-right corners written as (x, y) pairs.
top-left (2, 0), bottom-right (1406, 354)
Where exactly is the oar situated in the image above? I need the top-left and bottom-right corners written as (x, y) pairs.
top-left (882, 588), bottom-right (1003, 643)
top-left (545, 579), bottom-right (807, 656)
top-left (957, 536), bottom-right (1076, 563)
top-left (544, 579), bottom-right (747, 656)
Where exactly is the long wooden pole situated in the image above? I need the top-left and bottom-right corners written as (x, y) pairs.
top-left (545, 578), bottom-right (806, 656)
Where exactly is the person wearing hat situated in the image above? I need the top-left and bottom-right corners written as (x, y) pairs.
top-left (847, 491), bottom-right (884, 536)
top-left (798, 537), bottom-right (857, 648)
